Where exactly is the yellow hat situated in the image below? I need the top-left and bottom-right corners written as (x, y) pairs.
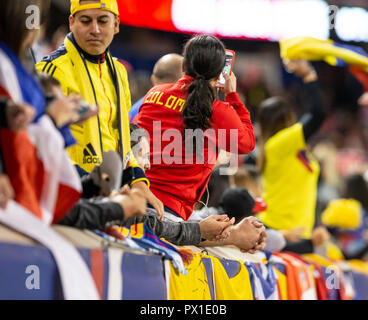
top-left (70, 0), bottom-right (119, 16)
top-left (321, 199), bottom-right (362, 230)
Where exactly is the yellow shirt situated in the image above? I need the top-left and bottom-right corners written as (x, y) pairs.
top-left (258, 123), bottom-right (320, 239)
top-left (209, 257), bottom-right (253, 300)
top-left (165, 254), bottom-right (212, 300)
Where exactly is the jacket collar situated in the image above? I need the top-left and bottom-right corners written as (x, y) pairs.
top-left (181, 75), bottom-right (195, 82)
top-left (67, 33), bottom-right (107, 64)
top-left (176, 75), bottom-right (195, 86)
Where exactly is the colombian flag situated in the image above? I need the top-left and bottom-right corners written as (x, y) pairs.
top-left (280, 37), bottom-right (368, 70)
top-left (280, 37), bottom-right (368, 92)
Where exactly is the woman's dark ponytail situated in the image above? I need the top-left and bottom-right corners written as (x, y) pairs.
top-left (182, 35), bottom-right (226, 131)
top-left (183, 77), bottom-right (215, 130)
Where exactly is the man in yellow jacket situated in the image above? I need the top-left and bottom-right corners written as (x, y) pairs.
top-left (36, 0), bottom-right (164, 218)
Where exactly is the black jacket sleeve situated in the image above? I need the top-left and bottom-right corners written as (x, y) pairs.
top-left (57, 199), bottom-right (125, 230)
top-left (122, 211), bottom-right (202, 246)
top-left (282, 239), bottom-right (314, 254)
top-left (300, 81), bottom-right (328, 141)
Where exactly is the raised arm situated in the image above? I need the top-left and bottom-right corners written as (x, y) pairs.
top-left (211, 73), bottom-right (256, 154)
top-left (284, 59), bottom-right (328, 141)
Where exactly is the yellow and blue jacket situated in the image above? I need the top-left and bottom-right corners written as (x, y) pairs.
top-left (36, 33), bottom-right (148, 186)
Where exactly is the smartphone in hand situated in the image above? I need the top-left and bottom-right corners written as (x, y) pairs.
top-left (73, 101), bottom-right (98, 125)
top-left (78, 101), bottom-right (90, 116)
top-left (217, 49), bottom-right (235, 88)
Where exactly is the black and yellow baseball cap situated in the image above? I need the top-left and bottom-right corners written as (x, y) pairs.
top-left (70, 0), bottom-right (119, 16)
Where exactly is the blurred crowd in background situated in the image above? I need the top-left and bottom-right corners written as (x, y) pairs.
top-left (1, 0), bottom-right (368, 256)
top-left (2, 0), bottom-right (368, 301)
top-left (40, 2), bottom-right (368, 219)
top-left (24, 0), bottom-right (368, 260)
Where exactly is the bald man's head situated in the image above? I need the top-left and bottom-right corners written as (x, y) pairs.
top-left (151, 53), bottom-right (184, 86)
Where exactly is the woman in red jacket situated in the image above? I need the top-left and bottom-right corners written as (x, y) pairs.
top-left (137, 35), bottom-right (256, 222)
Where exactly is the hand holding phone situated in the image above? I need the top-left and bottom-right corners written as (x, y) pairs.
top-left (78, 101), bottom-right (96, 115)
top-left (224, 72), bottom-right (237, 95)
top-left (74, 101), bottom-right (98, 125)
top-left (217, 49), bottom-right (235, 88)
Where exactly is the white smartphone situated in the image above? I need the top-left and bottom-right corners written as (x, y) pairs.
top-left (217, 49), bottom-right (235, 88)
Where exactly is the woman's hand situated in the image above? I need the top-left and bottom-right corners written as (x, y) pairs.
top-left (131, 181), bottom-right (164, 221)
top-left (199, 215), bottom-right (235, 241)
top-left (283, 59), bottom-right (317, 83)
top-left (224, 72), bottom-right (237, 95)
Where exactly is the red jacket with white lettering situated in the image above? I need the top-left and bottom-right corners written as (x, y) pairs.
top-left (137, 75), bottom-right (255, 220)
